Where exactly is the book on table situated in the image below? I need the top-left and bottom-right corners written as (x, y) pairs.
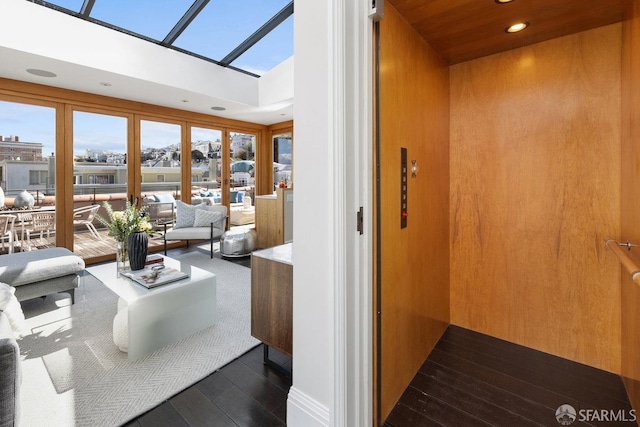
top-left (145, 254), bottom-right (164, 265)
top-left (121, 266), bottom-right (189, 288)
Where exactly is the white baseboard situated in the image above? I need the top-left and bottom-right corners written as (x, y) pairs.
top-left (287, 386), bottom-right (331, 427)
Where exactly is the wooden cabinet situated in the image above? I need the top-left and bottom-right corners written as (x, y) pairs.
top-left (255, 188), bottom-right (293, 249)
top-left (250, 243), bottom-right (293, 357)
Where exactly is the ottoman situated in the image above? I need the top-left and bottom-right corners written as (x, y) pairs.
top-left (220, 229), bottom-right (257, 258)
top-left (0, 247), bottom-right (85, 304)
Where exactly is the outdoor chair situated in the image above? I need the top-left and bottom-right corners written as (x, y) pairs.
top-left (143, 200), bottom-right (175, 228)
top-left (25, 211), bottom-right (56, 251)
top-left (73, 204), bottom-right (102, 240)
top-left (0, 214), bottom-right (16, 254)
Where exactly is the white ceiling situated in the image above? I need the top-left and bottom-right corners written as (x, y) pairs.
top-left (0, 0), bottom-right (294, 126)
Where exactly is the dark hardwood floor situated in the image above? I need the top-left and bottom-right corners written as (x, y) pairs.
top-left (385, 325), bottom-right (635, 427)
top-left (122, 344), bottom-right (292, 427)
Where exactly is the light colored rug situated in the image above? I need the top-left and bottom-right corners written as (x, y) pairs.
top-left (17, 249), bottom-right (258, 427)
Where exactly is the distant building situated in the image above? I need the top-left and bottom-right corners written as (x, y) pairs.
top-left (0, 134), bottom-right (43, 161)
top-left (0, 135), bottom-right (48, 193)
top-left (0, 159), bottom-right (50, 195)
top-left (0, 136), bottom-right (211, 195)
top-left (230, 134), bottom-right (254, 158)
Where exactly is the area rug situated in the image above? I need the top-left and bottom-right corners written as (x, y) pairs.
top-left (17, 249), bottom-right (259, 427)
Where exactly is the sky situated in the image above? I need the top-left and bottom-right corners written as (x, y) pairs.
top-left (0, 1), bottom-right (292, 156)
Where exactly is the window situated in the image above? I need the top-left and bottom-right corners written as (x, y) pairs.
top-left (35, 0), bottom-right (293, 76)
top-left (87, 175), bottom-right (115, 185)
top-left (29, 170), bottom-right (48, 185)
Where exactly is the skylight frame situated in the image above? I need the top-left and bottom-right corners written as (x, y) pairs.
top-left (26, 0), bottom-right (294, 78)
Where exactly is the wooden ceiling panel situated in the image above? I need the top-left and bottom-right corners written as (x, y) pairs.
top-left (388, 0), bottom-right (629, 64)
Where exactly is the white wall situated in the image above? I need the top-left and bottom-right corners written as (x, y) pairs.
top-left (289, 1), bottom-right (373, 426)
top-left (259, 56), bottom-right (294, 107)
top-left (289, 0), bottom-right (334, 422)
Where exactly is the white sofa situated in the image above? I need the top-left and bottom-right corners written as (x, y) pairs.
top-left (163, 202), bottom-right (227, 258)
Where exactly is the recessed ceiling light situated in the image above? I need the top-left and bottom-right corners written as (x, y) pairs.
top-left (26, 68), bottom-right (57, 78)
top-left (99, 82), bottom-right (112, 87)
top-left (495, 0), bottom-right (515, 3)
top-left (505, 22), bottom-right (529, 33)
top-left (211, 106), bottom-right (226, 111)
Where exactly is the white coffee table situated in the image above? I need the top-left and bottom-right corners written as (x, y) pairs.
top-left (86, 256), bottom-right (216, 361)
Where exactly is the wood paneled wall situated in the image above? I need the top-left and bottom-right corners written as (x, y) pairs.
top-left (621, 0), bottom-right (640, 411)
top-left (378, 4), bottom-right (450, 421)
top-left (450, 24), bottom-right (622, 373)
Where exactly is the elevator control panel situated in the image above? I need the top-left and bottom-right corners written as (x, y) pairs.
top-left (401, 147), bottom-right (408, 228)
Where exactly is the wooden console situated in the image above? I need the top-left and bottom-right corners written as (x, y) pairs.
top-left (250, 243), bottom-right (293, 357)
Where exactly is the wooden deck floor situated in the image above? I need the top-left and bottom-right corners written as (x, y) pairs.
top-left (72, 228), bottom-right (168, 260)
top-left (385, 325), bottom-right (635, 427)
top-left (3, 227), bottom-right (182, 261)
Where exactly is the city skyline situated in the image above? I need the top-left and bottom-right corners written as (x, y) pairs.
top-left (0, 100), bottom-right (229, 158)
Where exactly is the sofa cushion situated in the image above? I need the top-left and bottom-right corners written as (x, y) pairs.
top-left (0, 284), bottom-right (28, 338)
top-left (175, 201), bottom-right (206, 229)
top-left (193, 210), bottom-right (223, 228)
top-left (164, 227), bottom-right (224, 240)
top-left (0, 247), bottom-right (84, 287)
top-left (0, 311), bottom-right (21, 427)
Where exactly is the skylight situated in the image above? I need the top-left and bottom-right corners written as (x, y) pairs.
top-left (90, 0), bottom-right (195, 42)
top-left (29, 0), bottom-right (294, 77)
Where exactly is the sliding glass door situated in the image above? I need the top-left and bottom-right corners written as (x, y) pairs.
top-left (0, 99), bottom-right (57, 253)
top-left (228, 131), bottom-right (256, 227)
top-left (0, 88), bottom-right (271, 262)
top-left (190, 126), bottom-right (223, 205)
top-left (72, 110), bottom-right (129, 257)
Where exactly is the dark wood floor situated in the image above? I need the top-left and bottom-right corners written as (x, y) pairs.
top-left (385, 325), bottom-right (635, 427)
top-left (122, 344), bottom-right (292, 427)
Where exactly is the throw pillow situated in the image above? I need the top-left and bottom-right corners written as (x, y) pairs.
top-left (237, 191), bottom-right (244, 203)
top-left (0, 282), bottom-right (28, 338)
top-left (230, 190), bottom-right (238, 204)
top-left (193, 209), bottom-right (223, 228)
top-left (175, 201), bottom-right (205, 229)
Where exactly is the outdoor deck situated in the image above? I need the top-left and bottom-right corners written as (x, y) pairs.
top-left (2, 224), bottom-right (252, 263)
top-left (0, 227), bottom-right (171, 262)
top-left (73, 228), bottom-right (168, 261)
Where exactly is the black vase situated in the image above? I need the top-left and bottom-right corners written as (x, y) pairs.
top-left (128, 232), bottom-right (148, 271)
